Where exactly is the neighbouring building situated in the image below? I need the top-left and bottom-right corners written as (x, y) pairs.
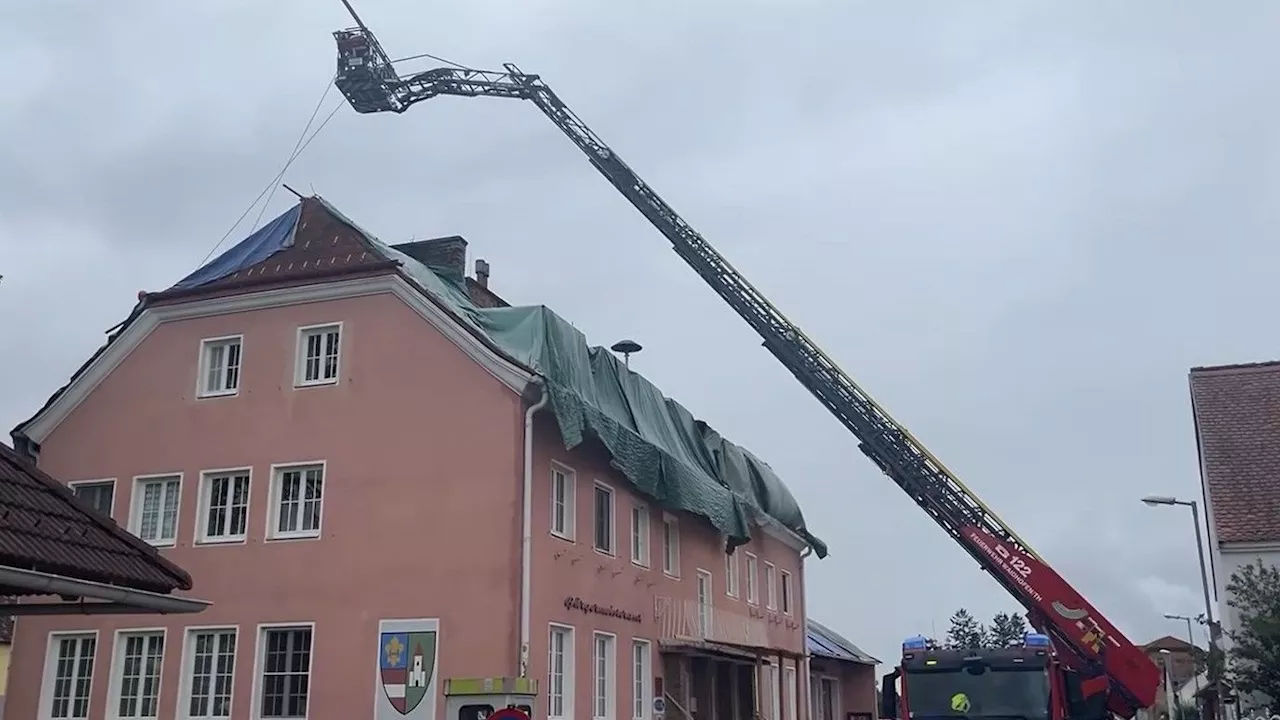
top-left (5, 196), bottom-right (846, 720)
top-left (0, 441), bottom-right (206, 719)
top-left (1142, 635), bottom-right (1202, 719)
top-left (1189, 360), bottom-right (1280, 714)
top-left (806, 620), bottom-right (878, 720)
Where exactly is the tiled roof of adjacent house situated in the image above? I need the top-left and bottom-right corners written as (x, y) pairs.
top-left (0, 443), bottom-right (192, 594)
top-left (1189, 361), bottom-right (1280, 544)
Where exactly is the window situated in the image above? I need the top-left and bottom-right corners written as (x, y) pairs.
top-left (765, 563), bottom-right (778, 610)
top-left (110, 631), bottom-right (165, 719)
top-left (295, 324), bottom-right (341, 386)
top-left (725, 551), bottom-right (740, 598)
top-left (548, 625), bottom-right (574, 720)
top-left (781, 570), bottom-right (793, 615)
top-left (42, 633), bottom-right (96, 719)
top-left (762, 664), bottom-right (781, 720)
top-left (810, 676), bottom-right (839, 720)
top-left (630, 505), bottom-right (649, 567)
top-left (550, 465), bottom-right (576, 540)
top-left (269, 464), bottom-right (324, 540)
top-left (695, 570), bottom-right (713, 638)
top-left (592, 632), bottom-right (616, 720)
top-left (745, 553), bottom-right (759, 605)
top-left (199, 470), bottom-right (250, 543)
top-left (632, 640), bottom-right (651, 720)
top-left (661, 514), bottom-right (680, 577)
top-left (785, 665), bottom-right (797, 720)
top-left (593, 482), bottom-right (615, 555)
top-left (183, 628), bottom-right (237, 719)
top-left (198, 336), bottom-right (242, 397)
top-left (71, 479), bottom-right (115, 518)
top-left (131, 475), bottom-right (181, 546)
top-left (258, 625), bottom-right (313, 719)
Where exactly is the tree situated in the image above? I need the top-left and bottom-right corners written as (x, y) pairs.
top-left (946, 608), bottom-right (989, 649)
top-left (990, 611), bottom-right (1029, 648)
top-left (1225, 559), bottom-right (1280, 705)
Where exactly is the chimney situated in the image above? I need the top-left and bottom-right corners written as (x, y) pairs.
top-left (475, 259), bottom-right (490, 288)
top-left (391, 236), bottom-right (468, 279)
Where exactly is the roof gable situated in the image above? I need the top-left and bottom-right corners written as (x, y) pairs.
top-left (0, 442), bottom-right (192, 593)
top-left (1190, 361), bottom-right (1280, 543)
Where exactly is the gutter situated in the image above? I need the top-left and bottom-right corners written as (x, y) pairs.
top-left (0, 565), bottom-right (210, 615)
top-left (519, 380), bottom-right (550, 677)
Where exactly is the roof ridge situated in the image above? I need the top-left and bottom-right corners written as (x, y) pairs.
top-left (1190, 360), bottom-right (1280, 376)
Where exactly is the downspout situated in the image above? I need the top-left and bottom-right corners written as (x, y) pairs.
top-left (800, 546), bottom-right (812, 720)
top-left (519, 380), bottom-right (550, 678)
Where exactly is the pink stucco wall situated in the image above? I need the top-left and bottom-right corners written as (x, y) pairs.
top-left (7, 285), bottom-right (811, 720)
top-left (7, 292), bottom-right (526, 720)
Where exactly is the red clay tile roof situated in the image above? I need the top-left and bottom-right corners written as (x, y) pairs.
top-left (0, 443), bottom-right (192, 594)
top-left (1190, 361), bottom-right (1280, 544)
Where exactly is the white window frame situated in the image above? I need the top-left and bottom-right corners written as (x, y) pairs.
top-left (39, 630), bottom-right (99, 720)
top-left (695, 569), bottom-right (713, 638)
top-left (630, 504), bottom-right (650, 568)
top-left (251, 622), bottom-right (315, 720)
top-left (592, 631), bottom-right (617, 720)
top-left (129, 473), bottom-right (183, 547)
top-left (781, 570), bottom-right (794, 615)
top-left (107, 628), bottom-right (167, 720)
top-left (547, 624), bottom-right (575, 720)
top-left (785, 665), bottom-right (798, 720)
top-left (631, 639), bottom-right (652, 720)
top-left (725, 550), bottom-right (740, 598)
top-left (197, 334), bottom-right (243, 398)
top-left (661, 513), bottom-right (680, 578)
top-left (593, 481), bottom-right (616, 556)
top-left (179, 625), bottom-right (239, 720)
top-left (196, 468), bottom-right (252, 545)
top-left (294, 323), bottom-right (342, 387)
top-left (68, 478), bottom-right (117, 518)
top-left (266, 462), bottom-right (325, 541)
top-left (745, 552), bottom-right (759, 605)
top-left (810, 674), bottom-right (841, 720)
top-left (762, 662), bottom-right (781, 720)
top-left (550, 463), bottom-right (577, 541)
top-left (765, 562), bottom-right (778, 610)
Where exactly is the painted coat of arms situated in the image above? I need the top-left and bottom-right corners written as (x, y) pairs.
top-left (376, 618), bottom-right (440, 720)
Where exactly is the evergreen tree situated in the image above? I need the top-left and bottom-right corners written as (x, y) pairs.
top-left (1225, 560), bottom-right (1280, 706)
top-left (945, 608), bottom-right (989, 649)
top-left (989, 611), bottom-right (1029, 648)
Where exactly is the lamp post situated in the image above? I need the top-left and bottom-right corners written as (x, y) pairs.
top-left (1144, 496), bottom-right (1222, 720)
top-left (1165, 614), bottom-right (1202, 700)
top-left (1160, 649), bottom-right (1177, 720)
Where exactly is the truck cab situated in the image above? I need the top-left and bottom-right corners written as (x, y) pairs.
top-left (880, 633), bottom-right (1073, 720)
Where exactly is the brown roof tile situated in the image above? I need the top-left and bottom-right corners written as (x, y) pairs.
top-left (0, 443), bottom-right (192, 594)
top-left (1190, 361), bottom-right (1280, 544)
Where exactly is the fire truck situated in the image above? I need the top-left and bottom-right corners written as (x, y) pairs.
top-left (328, 5), bottom-right (1163, 718)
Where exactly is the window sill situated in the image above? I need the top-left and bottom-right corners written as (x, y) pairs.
top-left (196, 389), bottom-right (239, 399)
top-left (196, 535), bottom-right (247, 546)
top-left (550, 530), bottom-right (576, 543)
top-left (266, 532), bottom-right (321, 543)
top-left (294, 378), bottom-right (338, 389)
top-left (630, 559), bottom-right (650, 569)
top-left (663, 571), bottom-right (680, 580)
top-left (140, 537), bottom-right (176, 549)
top-left (593, 547), bottom-right (617, 559)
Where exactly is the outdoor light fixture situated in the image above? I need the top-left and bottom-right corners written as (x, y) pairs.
top-left (1141, 495), bottom-right (1181, 506)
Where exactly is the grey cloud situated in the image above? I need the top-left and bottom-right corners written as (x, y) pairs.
top-left (3, 0), bottom-right (1277, 665)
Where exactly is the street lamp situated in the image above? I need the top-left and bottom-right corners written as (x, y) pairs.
top-left (1143, 495), bottom-right (1222, 720)
top-left (1159, 649), bottom-right (1176, 720)
top-left (1164, 613), bottom-right (1202, 700)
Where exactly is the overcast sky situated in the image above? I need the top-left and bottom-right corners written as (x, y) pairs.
top-left (3, 1), bottom-right (1277, 665)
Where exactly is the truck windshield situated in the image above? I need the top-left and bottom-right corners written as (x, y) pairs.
top-left (904, 667), bottom-right (1049, 720)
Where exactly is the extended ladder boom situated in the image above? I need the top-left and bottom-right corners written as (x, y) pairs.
top-left (333, 28), bottom-right (1160, 717)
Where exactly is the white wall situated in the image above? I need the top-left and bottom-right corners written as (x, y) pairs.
top-left (1214, 543), bottom-right (1280, 715)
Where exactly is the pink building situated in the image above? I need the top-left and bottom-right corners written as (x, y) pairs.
top-left (6, 197), bottom-right (856, 720)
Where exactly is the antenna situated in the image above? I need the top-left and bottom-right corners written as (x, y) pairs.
top-left (339, 0), bottom-right (369, 30)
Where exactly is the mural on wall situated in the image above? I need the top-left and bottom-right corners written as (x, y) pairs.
top-left (376, 618), bottom-right (441, 720)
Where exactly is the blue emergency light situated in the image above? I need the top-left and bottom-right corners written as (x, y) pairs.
top-left (1023, 633), bottom-right (1051, 648)
top-left (902, 635), bottom-right (929, 652)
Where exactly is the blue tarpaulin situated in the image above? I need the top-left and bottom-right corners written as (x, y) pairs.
top-left (171, 204), bottom-right (303, 290)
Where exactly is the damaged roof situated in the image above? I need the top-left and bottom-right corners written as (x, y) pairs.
top-left (14, 196), bottom-right (827, 557)
top-left (0, 442), bottom-right (192, 594)
top-left (1189, 361), bottom-right (1280, 544)
top-left (807, 618), bottom-right (878, 664)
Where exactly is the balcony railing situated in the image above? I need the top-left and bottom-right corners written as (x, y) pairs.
top-left (654, 596), bottom-right (771, 649)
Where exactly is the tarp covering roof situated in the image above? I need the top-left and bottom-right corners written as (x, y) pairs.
top-left (16, 197), bottom-right (826, 557)
top-left (807, 618), bottom-right (879, 664)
